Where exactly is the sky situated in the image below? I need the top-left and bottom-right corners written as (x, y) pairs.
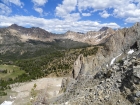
top-left (0, 0), bottom-right (140, 33)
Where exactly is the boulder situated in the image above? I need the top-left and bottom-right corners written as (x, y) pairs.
top-left (136, 91), bottom-right (140, 97)
top-left (72, 54), bottom-right (84, 79)
top-left (133, 65), bottom-right (140, 78)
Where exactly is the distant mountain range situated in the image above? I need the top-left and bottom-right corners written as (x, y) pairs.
top-left (0, 24), bottom-right (90, 61)
top-left (0, 24), bottom-right (117, 61)
top-left (0, 24), bottom-right (115, 45)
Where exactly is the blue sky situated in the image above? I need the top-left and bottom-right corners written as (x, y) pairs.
top-left (0, 0), bottom-right (140, 33)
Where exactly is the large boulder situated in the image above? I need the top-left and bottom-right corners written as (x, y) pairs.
top-left (72, 54), bottom-right (84, 79)
top-left (133, 65), bottom-right (140, 79)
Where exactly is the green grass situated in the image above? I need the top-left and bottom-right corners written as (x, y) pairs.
top-left (0, 64), bottom-right (25, 79)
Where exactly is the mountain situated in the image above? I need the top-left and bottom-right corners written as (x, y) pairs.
top-left (0, 24), bottom-right (93, 61)
top-left (0, 24), bottom-right (117, 61)
top-left (7, 24), bottom-right (55, 41)
top-left (99, 26), bottom-right (109, 31)
top-left (62, 27), bottom-right (115, 45)
top-left (0, 24), bottom-right (115, 45)
top-left (33, 23), bottom-right (140, 105)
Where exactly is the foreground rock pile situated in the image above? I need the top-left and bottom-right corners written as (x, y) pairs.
top-left (46, 50), bottom-right (140, 105)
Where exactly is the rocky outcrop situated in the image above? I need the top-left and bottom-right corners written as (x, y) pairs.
top-left (72, 54), bottom-right (84, 79)
top-left (49, 47), bottom-right (140, 105)
top-left (46, 23), bottom-right (140, 105)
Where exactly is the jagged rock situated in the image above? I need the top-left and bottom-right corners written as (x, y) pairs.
top-left (43, 23), bottom-right (140, 105)
top-left (72, 54), bottom-right (84, 79)
top-left (133, 65), bottom-right (140, 78)
top-left (52, 51), bottom-right (140, 105)
top-left (59, 78), bottom-right (68, 93)
top-left (99, 27), bottom-right (109, 31)
top-left (94, 71), bottom-right (105, 79)
top-left (117, 78), bottom-right (122, 83)
top-left (136, 91), bottom-right (140, 97)
top-left (112, 65), bottom-right (120, 71)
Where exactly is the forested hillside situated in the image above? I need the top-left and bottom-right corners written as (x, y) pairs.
top-left (0, 37), bottom-right (99, 96)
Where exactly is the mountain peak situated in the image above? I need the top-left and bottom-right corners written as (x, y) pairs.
top-left (10, 24), bottom-right (19, 27)
top-left (8, 24), bottom-right (24, 29)
top-left (133, 22), bottom-right (140, 27)
top-left (99, 27), bottom-right (109, 31)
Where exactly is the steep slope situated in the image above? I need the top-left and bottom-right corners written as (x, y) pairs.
top-left (8, 24), bottom-right (55, 41)
top-left (0, 24), bottom-right (91, 62)
top-left (62, 27), bottom-right (115, 45)
top-left (0, 24), bottom-right (115, 45)
top-left (39, 23), bottom-right (140, 105)
top-left (0, 24), bottom-right (117, 62)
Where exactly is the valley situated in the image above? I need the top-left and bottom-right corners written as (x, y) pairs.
top-left (0, 24), bottom-right (101, 104)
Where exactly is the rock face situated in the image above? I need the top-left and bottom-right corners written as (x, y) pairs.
top-left (49, 46), bottom-right (140, 105)
top-left (44, 23), bottom-right (140, 105)
top-left (63, 27), bottom-right (115, 45)
top-left (72, 54), bottom-right (84, 79)
top-left (133, 65), bottom-right (140, 78)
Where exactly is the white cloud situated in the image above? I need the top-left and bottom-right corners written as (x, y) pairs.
top-left (0, 3), bottom-right (12, 15)
top-left (32, 0), bottom-right (48, 6)
top-left (0, 15), bottom-right (120, 33)
top-left (113, 3), bottom-right (139, 18)
top-left (77, 0), bottom-right (113, 12)
top-left (34, 7), bottom-right (43, 15)
top-left (55, 0), bottom-right (78, 20)
top-left (0, 22), bottom-right (12, 27)
top-left (55, 0), bottom-right (140, 23)
top-left (77, 0), bottom-right (140, 23)
top-left (62, 13), bottom-right (81, 21)
top-left (99, 10), bottom-right (110, 18)
top-left (82, 13), bottom-right (91, 16)
top-left (2, 0), bottom-right (24, 7)
top-left (32, 0), bottom-right (48, 16)
top-left (125, 17), bottom-right (140, 23)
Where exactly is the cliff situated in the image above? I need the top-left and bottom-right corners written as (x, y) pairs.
top-left (43, 23), bottom-right (140, 105)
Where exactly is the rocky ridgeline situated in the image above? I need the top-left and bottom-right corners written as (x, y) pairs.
top-left (0, 24), bottom-right (115, 45)
top-left (8, 24), bottom-right (55, 39)
top-left (63, 27), bottom-right (115, 45)
top-left (38, 23), bottom-right (140, 105)
top-left (47, 49), bottom-right (139, 105)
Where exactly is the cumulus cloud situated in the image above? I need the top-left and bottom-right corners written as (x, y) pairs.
top-left (55, 0), bottom-right (78, 20)
top-left (2, 0), bottom-right (24, 7)
top-left (77, 0), bottom-right (140, 23)
top-left (0, 22), bottom-right (12, 27)
top-left (55, 0), bottom-right (140, 23)
top-left (62, 13), bottom-right (81, 21)
top-left (99, 10), bottom-right (110, 18)
top-left (0, 15), bottom-right (120, 33)
top-left (125, 17), bottom-right (140, 23)
top-left (1, 0), bottom-right (140, 33)
top-left (82, 13), bottom-right (91, 16)
top-left (77, 0), bottom-right (113, 12)
top-left (0, 3), bottom-right (12, 15)
top-left (32, 0), bottom-right (48, 15)
top-left (32, 0), bottom-right (48, 6)
top-left (34, 7), bottom-right (43, 15)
